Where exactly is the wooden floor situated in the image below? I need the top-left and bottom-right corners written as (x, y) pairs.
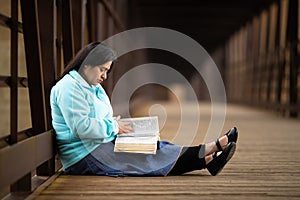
top-left (30, 102), bottom-right (300, 200)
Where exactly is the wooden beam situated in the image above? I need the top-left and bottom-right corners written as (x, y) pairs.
top-left (0, 76), bottom-right (28, 88)
top-left (99, 0), bottom-right (125, 31)
top-left (251, 16), bottom-right (260, 103)
top-left (87, 0), bottom-right (98, 42)
top-left (0, 130), bottom-right (54, 190)
top-left (276, 0), bottom-right (289, 105)
top-left (100, 2), bottom-right (109, 40)
top-left (266, 3), bottom-right (278, 102)
top-left (9, 0), bottom-right (18, 145)
top-left (0, 13), bottom-right (23, 33)
top-left (36, 0), bottom-right (57, 176)
top-left (37, 0), bottom-right (56, 129)
top-left (10, 0), bottom-right (30, 193)
top-left (0, 128), bottom-right (32, 148)
top-left (287, 0), bottom-right (298, 117)
top-left (62, 0), bottom-right (75, 64)
top-left (20, 0), bottom-right (47, 134)
top-left (72, 0), bottom-right (85, 53)
top-left (56, 0), bottom-right (63, 77)
top-left (258, 10), bottom-right (269, 102)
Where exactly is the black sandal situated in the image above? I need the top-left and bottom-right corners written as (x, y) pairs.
top-left (215, 127), bottom-right (238, 151)
top-left (206, 142), bottom-right (236, 176)
top-left (226, 127), bottom-right (238, 143)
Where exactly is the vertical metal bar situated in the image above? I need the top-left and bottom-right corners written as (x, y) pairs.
top-left (10, 0), bottom-right (18, 144)
top-left (62, 0), bottom-right (75, 65)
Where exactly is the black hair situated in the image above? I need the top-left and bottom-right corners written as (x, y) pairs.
top-left (58, 42), bottom-right (117, 81)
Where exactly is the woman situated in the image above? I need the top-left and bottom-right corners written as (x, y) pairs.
top-left (50, 42), bottom-right (238, 176)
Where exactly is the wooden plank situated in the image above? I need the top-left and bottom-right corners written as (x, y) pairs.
top-left (0, 130), bottom-right (54, 190)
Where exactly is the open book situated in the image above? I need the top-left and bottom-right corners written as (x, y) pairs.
top-left (114, 116), bottom-right (160, 154)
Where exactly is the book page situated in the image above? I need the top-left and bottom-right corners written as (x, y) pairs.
top-left (114, 135), bottom-right (159, 154)
top-left (119, 116), bottom-right (159, 136)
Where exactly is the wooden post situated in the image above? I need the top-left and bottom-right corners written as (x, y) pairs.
top-left (56, 0), bottom-right (63, 77)
top-left (62, 0), bottom-right (75, 64)
top-left (15, 0), bottom-right (47, 192)
top-left (251, 17), bottom-right (260, 104)
top-left (287, 0), bottom-right (298, 117)
top-left (87, 0), bottom-right (99, 42)
top-left (266, 3), bottom-right (278, 103)
top-left (276, 0), bottom-right (289, 111)
top-left (9, 0), bottom-right (18, 145)
top-left (72, 0), bottom-right (85, 53)
top-left (20, 0), bottom-right (47, 135)
top-left (258, 11), bottom-right (269, 103)
top-left (36, 0), bottom-right (57, 176)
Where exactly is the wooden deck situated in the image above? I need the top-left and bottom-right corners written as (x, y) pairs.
top-left (29, 102), bottom-right (300, 200)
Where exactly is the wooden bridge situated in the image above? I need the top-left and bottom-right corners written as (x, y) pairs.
top-left (0, 0), bottom-right (299, 199)
top-left (27, 102), bottom-right (300, 200)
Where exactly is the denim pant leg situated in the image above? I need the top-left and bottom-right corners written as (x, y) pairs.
top-left (65, 154), bottom-right (95, 175)
top-left (65, 153), bottom-right (117, 176)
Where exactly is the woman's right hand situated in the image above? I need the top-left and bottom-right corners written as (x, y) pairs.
top-left (115, 116), bottom-right (133, 134)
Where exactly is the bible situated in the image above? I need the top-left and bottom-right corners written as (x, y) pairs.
top-left (114, 116), bottom-right (160, 154)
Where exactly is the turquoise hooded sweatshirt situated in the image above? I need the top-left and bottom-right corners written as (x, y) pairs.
top-left (50, 70), bottom-right (119, 169)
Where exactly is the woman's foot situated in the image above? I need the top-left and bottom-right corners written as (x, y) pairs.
top-left (226, 127), bottom-right (238, 143)
top-left (204, 127), bottom-right (238, 156)
top-left (205, 142), bottom-right (236, 176)
top-left (215, 127), bottom-right (238, 151)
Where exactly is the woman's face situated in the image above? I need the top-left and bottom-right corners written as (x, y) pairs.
top-left (81, 61), bottom-right (112, 86)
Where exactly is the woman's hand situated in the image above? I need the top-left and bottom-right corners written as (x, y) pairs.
top-left (114, 116), bottom-right (133, 134)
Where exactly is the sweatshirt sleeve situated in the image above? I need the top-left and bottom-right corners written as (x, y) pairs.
top-left (54, 81), bottom-right (119, 140)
